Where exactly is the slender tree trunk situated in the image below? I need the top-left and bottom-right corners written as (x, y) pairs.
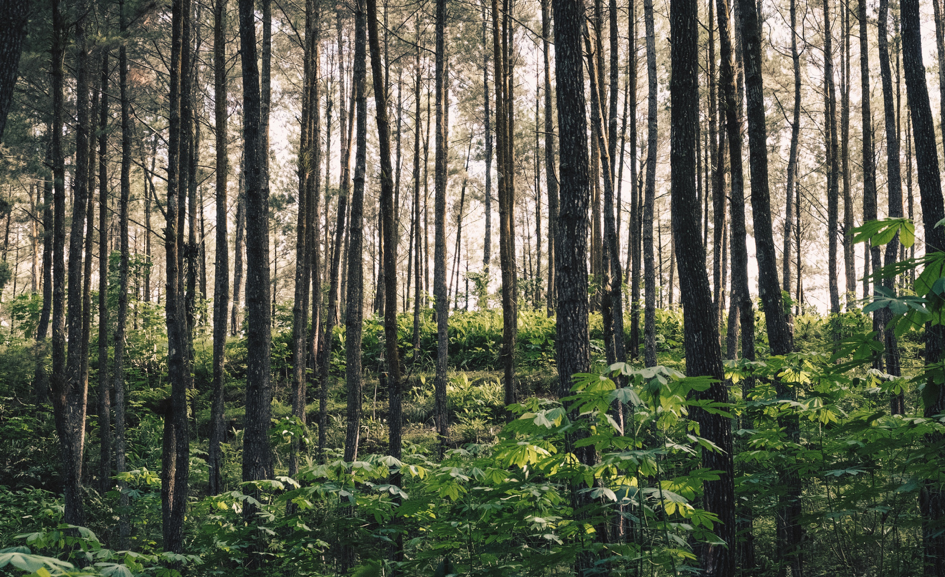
top-left (879, 0), bottom-right (904, 413)
top-left (825, 0), bottom-right (841, 315)
top-left (231, 179), bottom-right (245, 335)
top-left (783, 0), bottom-right (801, 305)
top-left (541, 0), bottom-right (556, 315)
top-left (859, 0), bottom-right (884, 370)
top-left (492, 0), bottom-right (517, 406)
top-left (412, 28), bottom-right (423, 353)
top-left (162, 0), bottom-right (192, 553)
top-left (841, 0), bottom-right (855, 303)
top-left (643, 0), bottom-right (657, 367)
top-left (343, 0), bottom-right (368, 466)
top-left (113, 0), bottom-right (132, 544)
top-left (208, 0), bottom-right (229, 495)
top-left (433, 0), bottom-right (450, 445)
top-left (97, 53), bottom-right (111, 495)
top-left (481, 1), bottom-right (493, 292)
top-left (34, 137), bottom-right (53, 405)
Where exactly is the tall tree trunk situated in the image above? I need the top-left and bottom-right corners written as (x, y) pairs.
top-left (738, 0), bottom-right (801, 574)
top-left (481, 0), bottom-right (493, 292)
top-left (859, 0), bottom-right (884, 370)
top-left (551, 0), bottom-right (595, 573)
top-left (541, 0), bottom-right (556, 315)
top-left (290, 0), bottom-right (315, 483)
top-left (628, 0), bottom-right (640, 358)
top-left (53, 0), bottom-right (92, 526)
top-left (492, 0), bottom-right (517, 407)
top-left (643, 0), bottom-right (657, 367)
top-left (783, 0), bottom-right (801, 304)
top-left (878, 0), bottom-right (904, 414)
top-left (239, 0), bottom-right (274, 499)
top-left (433, 0), bottom-right (450, 446)
top-left (34, 137), bottom-right (53, 405)
top-left (208, 0), bottom-right (229, 495)
top-left (231, 181), bottom-right (245, 335)
top-left (825, 0), bottom-right (841, 315)
top-left (902, 0), bottom-right (945, 573)
top-left (670, 2), bottom-right (735, 573)
top-left (343, 0), bottom-right (368, 465)
top-left (412, 27), bottom-right (423, 353)
top-left (162, 0), bottom-right (192, 553)
top-left (113, 0), bottom-right (132, 543)
top-left (97, 53), bottom-right (111, 495)
top-left (841, 0), bottom-right (855, 303)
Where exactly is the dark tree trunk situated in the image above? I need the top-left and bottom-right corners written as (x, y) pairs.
top-left (162, 0), bottom-right (192, 553)
top-left (433, 0), bottom-right (449, 447)
top-left (208, 0), bottom-right (229, 495)
top-left (902, 0), bottom-right (945, 573)
top-left (541, 0), bottom-right (556, 315)
top-left (239, 0), bottom-right (274, 494)
top-left (290, 0), bottom-right (315, 482)
top-left (0, 0), bottom-right (28, 143)
top-left (54, 0), bottom-right (92, 527)
top-left (551, 0), bottom-right (596, 573)
top-left (670, 2), bottom-right (735, 573)
top-left (643, 0), bottom-right (657, 367)
top-left (878, 0), bottom-right (904, 413)
top-left (825, 0), bottom-right (841, 315)
top-left (97, 53), bottom-right (111, 495)
top-left (841, 0), bottom-right (855, 303)
top-left (783, 0), bottom-right (801, 304)
top-left (859, 0), bottom-right (884, 369)
top-left (492, 0), bottom-right (517, 408)
top-left (738, 0), bottom-right (801, 574)
top-left (34, 137), bottom-right (53, 405)
top-left (343, 0), bottom-right (367, 464)
top-left (412, 28), bottom-right (423, 353)
top-left (113, 0), bottom-right (132, 543)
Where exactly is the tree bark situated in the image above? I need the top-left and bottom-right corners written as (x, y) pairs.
top-left (825, 0), bottom-right (841, 315)
top-left (878, 0), bottom-right (904, 413)
top-left (113, 0), bottom-right (132, 543)
top-left (643, 0), bottom-right (657, 367)
top-left (97, 52), bottom-right (111, 495)
top-left (541, 0), bottom-right (556, 315)
top-left (0, 0), bottom-right (28, 143)
top-left (902, 0), bottom-right (945, 573)
top-left (208, 0), bottom-right (229, 495)
top-left (433, 0), bottom-right (450, 447)
top-left (343, 0), bottom-right (368, 464)
top-left (239, 0), bottom-right (274, 496)
top-left (670, 2), bottom-right (735, 573)
top-left (162, 0), bottom-right (192, 553)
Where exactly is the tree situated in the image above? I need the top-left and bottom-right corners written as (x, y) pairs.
top-left (208, 0), bottom-right (229, 495)
top-left (343, 0), bottom-right (368, 463)
top-left (670, 0), bottom-right (735, 572)
top-left (902, 0), bottom-right (945, 572)
top-left (825, 0), bottom-right (841, 316)
top-left (239, 0), bottom-right (274, 490)
top-left (878, 0), bottom-right (903, 413)
top-left (162, 0), bottom-right (193, 552)
top-left (433, 0), bottom-right (449, 446)
top-left (642, 0), bottom-right (657, 367)
top-left (737, 0), bottom-right (801, 572)
top-left (112, 0), bottom-right (133, 544)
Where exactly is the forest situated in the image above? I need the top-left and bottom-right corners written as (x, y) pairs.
top-left (1, 0), bottom-right (945, 572)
